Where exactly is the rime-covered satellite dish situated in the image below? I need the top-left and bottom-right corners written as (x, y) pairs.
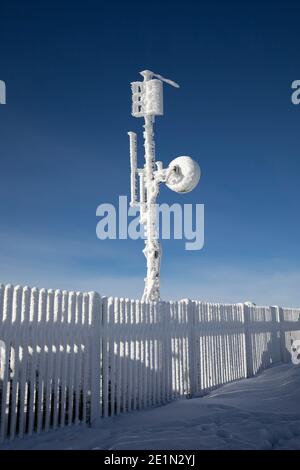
top-left (166, 156), bottom-right (201, 193)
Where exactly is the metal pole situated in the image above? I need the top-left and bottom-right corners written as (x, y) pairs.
top-left (142, 113), bottom-right (161, 301)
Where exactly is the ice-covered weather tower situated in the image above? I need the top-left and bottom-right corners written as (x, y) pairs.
top-left (128, 70), bottom-right (201, 302)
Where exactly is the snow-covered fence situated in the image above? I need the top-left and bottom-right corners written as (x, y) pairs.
top-left (0, 285), bottom-right (101, 443)
top-left (1, 284), bottom-right (300, 443)
top-left (279, 307), bottom-right (300, 363)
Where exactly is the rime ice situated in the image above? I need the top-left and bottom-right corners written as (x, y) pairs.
top-left (128, 70), bottom-right (201, 301)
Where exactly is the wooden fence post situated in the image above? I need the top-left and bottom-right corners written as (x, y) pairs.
top-left (270, 306), bottom-right (282, 364)
top-left (243, 303), bottom-right (253, 378)
top-left (89, 292), bottom-right (102, 425)
top-left (277, 307), bottom-right (288, 363)
top-left (162, 300), bottom-right (173, 402)
top-left (185, 299), bottom-right (196, 398)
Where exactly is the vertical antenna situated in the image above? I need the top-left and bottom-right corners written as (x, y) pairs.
top-left (128, 70), bottom-right (199, 302)
top-left (128, 70), bottom-right (179, 302)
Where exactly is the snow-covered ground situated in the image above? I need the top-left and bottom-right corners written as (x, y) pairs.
top-left (2, 364), bottom-right (300, 450)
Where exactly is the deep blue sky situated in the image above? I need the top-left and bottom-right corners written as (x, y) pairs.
top-left (0, 0), bottom-right (299, 305)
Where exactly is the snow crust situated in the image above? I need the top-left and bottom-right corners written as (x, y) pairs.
top-left (2, 364), bottom-right (300, 450)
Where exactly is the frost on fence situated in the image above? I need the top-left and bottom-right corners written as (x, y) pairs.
top-left (280, 307), bottom-right (300, 363)
top-left (1, 283), bottom-right (300, 443)
top-left (0, 284), bottom-right (100, 443)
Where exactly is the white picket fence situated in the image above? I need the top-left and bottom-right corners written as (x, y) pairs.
top-left (0, 284), bottom-right (300, 443)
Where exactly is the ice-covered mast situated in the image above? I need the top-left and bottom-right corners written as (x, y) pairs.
top-left (128, 70), bottom-right (201, 302)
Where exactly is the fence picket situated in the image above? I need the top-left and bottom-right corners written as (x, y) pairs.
top-left (18, 286), bottom-right (31, 438)
top-left (8, 286), bottom-right (21, 440)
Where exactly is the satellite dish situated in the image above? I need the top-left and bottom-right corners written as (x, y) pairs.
top-left (166, 156), bottom-right (201, 193)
